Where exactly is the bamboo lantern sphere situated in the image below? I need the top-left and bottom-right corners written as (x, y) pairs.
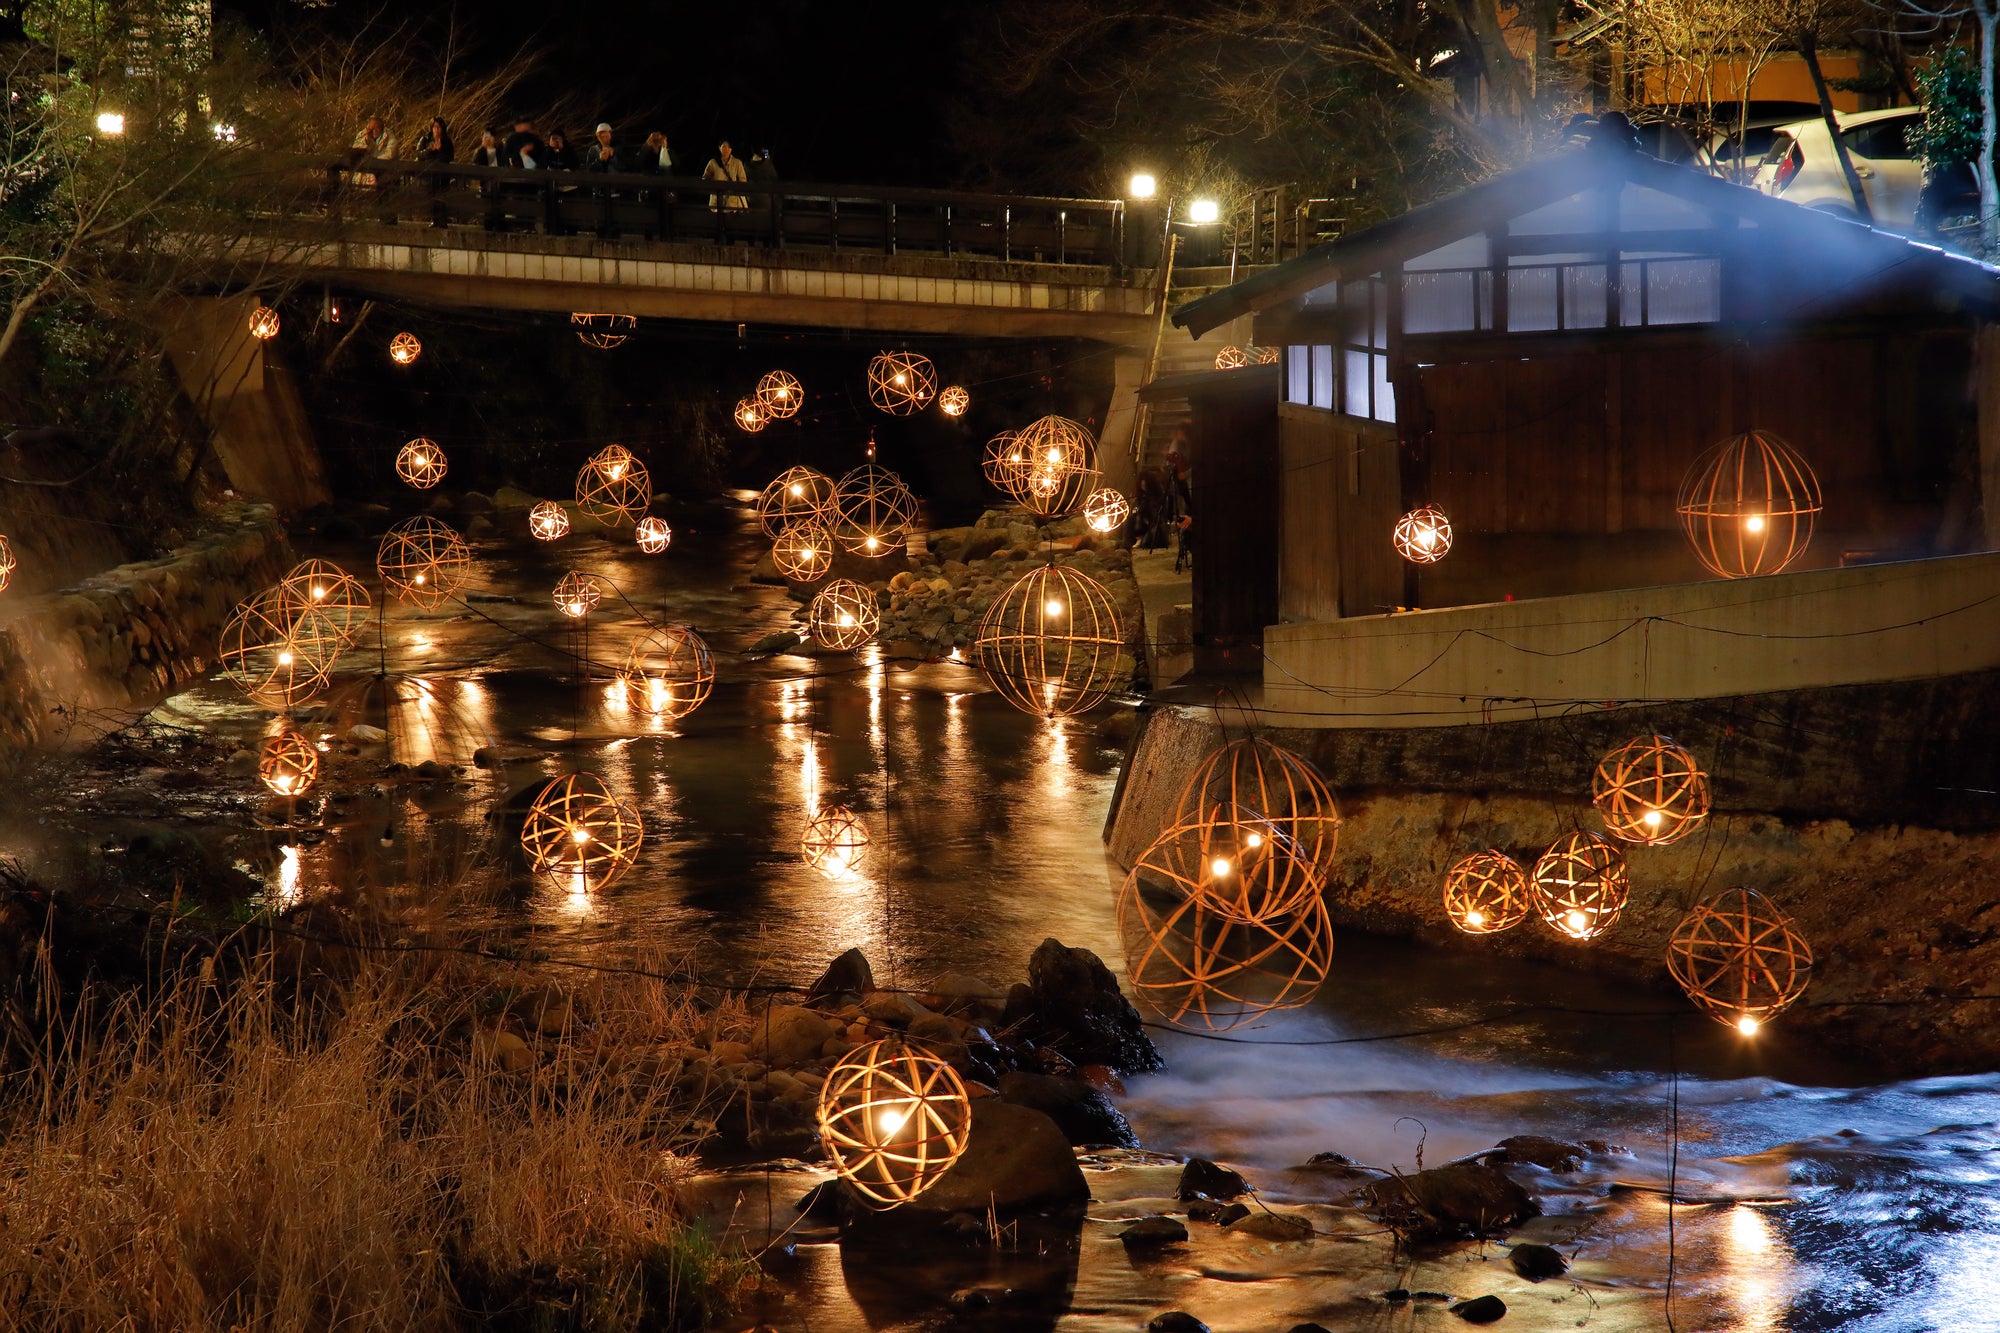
top-left (0, 534), bottom-right (13, 592)
top-left (1666, 888), bottom-right (1813, 1033)
top-left (757, 466), bottom-right (837, 537)
top-left (570, 312), bottom-right (636, 349)
top-left (247, 304), bottom-right (281, 340)
top-left (1084, 488), bottom-right (1131, 534)
top-left (809, 578), bottom-right (881, 651)
top-left (975, 564), bottom-right (1124, 718)
top-left (1003, 416), bottom-right (1099, 519)
top-left (735, 396), bottom-right (770, 433)
top-left (1214, 345), bottom-right (1249, 370)
top-left (553, 571), bottom-right (604, 619)
top-left (866, 350), bottom-right (938, 415)
top-left (521, 771), bottom-right (643, 891)
top-left (832, 464), bottom-right (918, 556)
top-left (275, 559), bottom-right (372, 645)
top-left (756, 369), bottom-right (804, 419)
top-left (981, 431), bottom-right (1026, 491)
top-left (635, 516), bottom-right (672, 553)
top-left (257, 729), bottom-right (320, 796)
top-left (801, 804), bottom-right (870, 880)
top-left (1530, 831), bottom-right (1632, 942)
top-left (618, 624), bottom-right (715, 719)
top-left (376, 515), bottom-right (472, 609)
top-left (395, 437), bottom-right (447, 489)
top-left (219, 589), bottom-right (346, 708)
top-left (528, 501), bottom-right (571, 542)
top-left (1146, 805), bottom-right (1324, 926)
top-left (1171, 737), bottom-right (1340, 872)
top-left (1393, 505), bottom-right (1453, 564)
top-left (938, 385), bottom-right (970, 417)
top-left (772, 521), bottom-right (835, 583)
top-left (1250, 345), bottom-right (1280, 365)
top-left (1593, 734), bottom-right (1712, 846)
top-left (388, 331), bottom-right (422, 365)
top-left (1442, 850), bottom-right (1532, 935)
top-left (817, 1038), bottom-right (973, 1209)
top-left (576, 445), bottom-right (652, 526)
top-left (1117, 858), bottom-right (1336, 1032)
top-left (1676, 430), bottom-right (1823, 578)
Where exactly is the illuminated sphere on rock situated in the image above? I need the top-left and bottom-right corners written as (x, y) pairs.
top-left (981, 431), bottom-right (1026, 491)
top-left (257, 729), bottom-right (319, 796)
top-left (528, 501), bottom-right (571, 542)
top-left (1442, 850), bottom-right (1532, 935)
top-left (635, 516), bottom-right (672, 553)
top-left (816, 1038), bottom-right (972, 1209)
top-left (388, 331), bottom-right (422, 365)
top-left (553, 571), bottom-right (604, 619)
top-left (219, 588), bottom-right (346, 708)
top-left (757, 466), bottom-right (837, 537)
top-left (772, 521), bottom-right (834, 583)
top-left (1676, 430), bottom-right (1823, 578)
top-left (1214, 345), bottom-right (1248, 370)
top-left (395, 437), bottom-right (447, 489)
top-left (1003, 416), bottom-right (1099, 519)
top-left (974, 564), bottom-right (1124, 718)
top-left (521, 771), bottom-right (643, 891)
top-left (1084, 488), bottom-right (1130, 534)
top-left (0, 534), bottom-right (13, 591)
top-left (735, 396), bottom-right (769, 433)
top-left (571, 312), bottom-right (636, 349)
top-left (1530, 831), bottom-right (1631, 942)
top-left (938, 385), bottom-right (970, 417)
top-left (576, 444), bottom-right (651, 525)
top-left (756, 369), bottom-right (804, 419)
top-left (809, 578), bottom-right (881, 651)
top-left (1171, 737), bottom-right (1340, 873)
top-left (1145, 806), bottom-right (1323, 926)
top-left (377, 515), bottom-right (472, 609)
top-left (1393, 506), bottom-right (1453, 564)
top-left (832, 464), bottom-right (918, 556)
top-left (801, 805), bottom-right (869, 879)
top-left (618, 624), bottom-right (715, 719)
top-left (248, 305), bottom-right (281, 340)
top-left (274, 559), bottom-right (372, 644)
top-left (866, 350), bottom-right (937, 415)
top-left (1593, 734), bottom-right (1711, 846)
top-left (1666, 888), bottom-right (1813, 1033)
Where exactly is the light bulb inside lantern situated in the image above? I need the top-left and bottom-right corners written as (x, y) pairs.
top-left (1010, 451), bottom-right (1024, 463)
top-left (1417, 526), bottom-right (1437, 548)
top-left (838, 612), bottom-right (855, 627)
top-left (311, 585), bottom-right (327, 600)
top-left (894, 373), bottom-right (907, 385)
top-left (1565, 910), bottom-right (1588, 934)
top-left (564, 601), bottom-right (585, 617)
top-left (1736, 1015), bottom-right (1761, 1036)
top-left (608, 463), bottom-right (624, 480)
top-left (414, 573), bottom-right (427, 584)
top-left (1465, 909), bottom-right (1486, 927)
top-left (878, 1108), bottom-right (908, 1135)
top-left (802, 547), bottom-right (817, 559)
top-left (1210, 856), bottom-right (1232, 877)
top-left (277, 651), bottom-right (293, 666)
top-left (572, 828), bottom-right (593, 845)
top-left (1045, 599), bottom-right (1064, 617)
top-left (866, 536), bottom-right (880, 550)
top-left (415, 452), bottom-right (429, 467)
top-left (790, 483), bottom-right (803, 496)
top-left (1745, 514), bottom-right (1766, 533)
top-left (1643, 809), bottom-right (1664, 827)
top-left (1245, 832), bottom-right (1264, 849)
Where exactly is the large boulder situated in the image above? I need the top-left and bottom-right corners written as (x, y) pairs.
top-left (806, 948), bottom-right (875, 1007)
top-left (1368, 1163), bottom-right (1537, 1243)
top-left (998, 1071), bottom-right (1139, 1147)
top-left (1006, 938), bottom-right (1163, 1075)
top-left (871, 1100), bottom-right (1088, 1222)
top-left (749, 1004), bottom-right (838, 1068)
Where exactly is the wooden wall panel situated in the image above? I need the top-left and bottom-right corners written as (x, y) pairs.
top-left (1190, 391), bottom-right (1280, 639)
top-left (1278, 406), bottom-right (1341, 622)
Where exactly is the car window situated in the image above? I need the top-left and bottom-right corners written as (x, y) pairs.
top-left (1841, 116), bottom-right (1918, 161)
top-left (1758, 133), bottom-right (1797, 167)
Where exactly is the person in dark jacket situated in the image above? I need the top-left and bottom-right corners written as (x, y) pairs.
top-left (585, 123), bottom-right (621, 172)
top-left (418, 117), bottom-right (453, 226)
top-left (503, 117), bottom-right (545, 168)
top-left (544, 129), bottom-right (577, 171)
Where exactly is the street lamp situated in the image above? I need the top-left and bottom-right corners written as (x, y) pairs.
top-left (1187, 198), bottom-right (1220, 224)
top-left (1128, 172), bottom-right (1157, 200)
top-left (94, 111), bottom-right (125, 136)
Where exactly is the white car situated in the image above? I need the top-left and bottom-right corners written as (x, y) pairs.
top-left (1752, 107), bottom-right (1925, 231)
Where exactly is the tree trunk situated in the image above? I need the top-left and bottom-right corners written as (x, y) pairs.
top-left (1981, 0), bottom-right (1999, 259)
top-left (1799, 30), bottom-right (1873, 222)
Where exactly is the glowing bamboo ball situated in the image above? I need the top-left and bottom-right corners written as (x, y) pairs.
top-left (735, 396), bottom-right (770, 433)
top-left (553, 571), bottom-right (604, 619)
top-left (981, 431), bottom-right (1026, 491)
top-left (1084, 488), bottom-right (1130, 534)
top-left (1171, 737), bottom-right (1340, 872)
top-left (756, 369), bottom-right (804, 419)
top-left (866, 350), bottom-right (937, 415)
top-left (219, 589), bottom-right (346, 708)
top-left (395, 437), bottom-right (447, 489)
top-left (974, 563), bottom-right (1124, 718)
top-left (817, 1038), bottom-right (973, 1208)
top-left (1117, 851), bottom-right (1336, 1032)
top-left (521, 771), bottom-right (643, 891)
top-left (617, 624), bottom-right (715, 719)
top-left (570, 312), bottom-right (636, 349)
top-left (274, 559), bottom-right (371, 645)
top-left (772, 521), bottom-right (835, 583)
top-left (1002, 415), bottom-right (1098, 519)
top-left (1666, 888), bottom-right (1813, 1033)
top-left (0, 534), bottom-right (13, 592)
top-left (635, 516), bottom-right (672, 553)
top-left (247, 305), bottom-right (281, 340)
top-left (1250, 344), bottom-right (1280, 365)
top-left (938, 385), bottom-right (970, 417)
top-left (1145, 806), bottom-right (1323, 926)
top-left (576, 444), bottom-right (652, 526)
top-left (1214, 345), bottom-right (1248, 370)
top-left (1676, 430), bottom-right (1823, 578)
top-left (832, 464), bottom-right (918, 556)
top-left (1530, 831), bottom-right (1631, 942)
top-left (528, 501), bottom-right (571, 542)
top-left (756, 466), bottom-right (837, 537)
top-left (1593, 734), bottom-right (1711, 846)
top-left (1442, 850), bottom-right (1532, 935)
top-left (376, 515), bottom-right (472, 609)
top-left (388, 331), bottom-right (422, 365)
top-left (801, 805), bottom-right (870, 879)
top-left (257, 729), bottom-right (320, 796)
top-left (809, 578), bottom-right (881, 651)
top-left (1393, 505), bottom-right (1453, 564)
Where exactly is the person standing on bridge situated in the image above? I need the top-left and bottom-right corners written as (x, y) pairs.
top-left (704, 140), bottom-right (748, 211)
top-left (544, 130), bottom-right (577, 171)
top-left (586, 123), bottom-right (622, 173)
top-left (418, 117), bottom-right (453, 228)
top-left (504, 117), bottom-right (546, 169)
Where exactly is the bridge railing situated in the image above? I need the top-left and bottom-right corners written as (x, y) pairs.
top-left (305, 157), bottom-right (1130, 272)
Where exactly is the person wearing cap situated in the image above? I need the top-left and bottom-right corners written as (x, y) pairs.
top-left (586, 122), bottom-right (622, 173)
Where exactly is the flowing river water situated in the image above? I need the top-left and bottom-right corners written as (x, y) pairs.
top-left (16, 493), bottom-right (2000, 1332)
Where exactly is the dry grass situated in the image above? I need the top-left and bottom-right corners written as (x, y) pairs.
top-left (0, 944), bottom-right (746, 1332)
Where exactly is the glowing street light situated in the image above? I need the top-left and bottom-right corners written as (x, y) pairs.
top-left (1128, 172), bottom-right (1158, 199)
top-left (95, 111), bottom-right (125, 136)
top-left (1186, 198), bottom-right (1220, 224)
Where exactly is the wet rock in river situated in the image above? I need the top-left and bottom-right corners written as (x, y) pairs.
top-left (1485, 1134), bottom-right (1587, 1172)
top-left (747, 630), bottom-right (802, 657)
top-left (997, 1071), bottom-right (1138, 1148)
top-left (1146, 1313), bottom-right (1210, 1333)
top-left (1510, 1241), bottom-right (1569, 1280)
top-left (1177, 1156), bottom-right (1251, 1201)
top-left (1224, 1209), bottom-right (1314, 1242)
top-left (1451, 1294), bottom-right (1508, 1323)
top-left (1010, 938), bottom-right (1164, 1075)
top-left (1288, 1324), bottom-right (1335, 1333)
top-left (1369, 1163), bottom-right (1537, 1242)
top-left (1187, 1198), bottom-right (1249, 1225)
top-left (1119, 1214), bottom-right (1188, 1248)
top-left (885, 1100), bottom-right (1087, 1219)
top-left (806, 947), bottom-right (874, 1006)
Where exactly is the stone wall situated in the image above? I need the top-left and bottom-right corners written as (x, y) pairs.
top-left (1110, 702), bottom-right (2000, 1075)
top-left (0, 503), bottom-right (292, 745)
